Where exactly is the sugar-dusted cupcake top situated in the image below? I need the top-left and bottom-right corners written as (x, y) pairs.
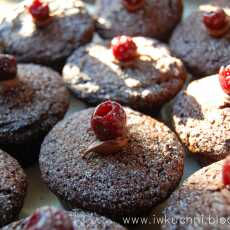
top-left (170, 0), bottom-right (230, 77)
top-left (0, 0), bottom-right (94, 66)
top-left (0, 54), bottom-right (69, 164)
top-left (163, 158), bottom-right (230, 230)
top-left (173, 68), bottom-right (230, 165)
top-left (63, 36), bottom-right (187, 113)
top-left (96, 0), bottom-right (183, 40)
top-left (40, 104), bottom-right (184, 220)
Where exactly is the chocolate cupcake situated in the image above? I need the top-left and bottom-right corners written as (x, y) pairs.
top-left (96, 0), bottom-right (183, 41)
top-left (2, 206), bottom-right (126, 230)
top-left (0, 0), bottom-right (94, 68)
top-left (163, 157), bottom-right (230, 230)
top-left (0, 149), bottom-right (27, 227)
top-left (40, 101), bottom-right (184, 220)
top-left (170, 0), bottom-right (230, 77)
top-left (0, 54), bottom-right (69, 166)
top-left (172, 67), bottom-right (230, 165)
top-left (63, 36), bottom-right (187, 114)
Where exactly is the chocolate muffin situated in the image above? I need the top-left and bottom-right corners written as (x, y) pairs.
top-left (170, 0), bottom-right (230, 77)
top-left (163, 159), bottom-right (230, 230)
top-left (0, 54), bottom-right (69, 166)
top-left (0, 149), bottom-right (27, 227)
top-left (0, 0), bottom-right (94, 68)
top-left (95, 0), bottom-right (183, 41)
top-left (172, 74), bottom-right (230, 165)
top-left (63, 36), bottom-right (187, 114)
top-left (39, 103), bottom-right (184, 220)
top-left (2, 207), bottom-right (126, 230)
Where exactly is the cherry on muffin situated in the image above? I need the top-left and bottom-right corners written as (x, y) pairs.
top-left (83, 101), bottom-right (128, 157)
top-left (203, 8), bottom-right (230, 37)
top-left (122, 0), bottom-right (145, 12)
top-left (111, 36), bottom-right (138, 64)
top-left (24, 207), bottom-right (74, 230)
top-left (91, 100), bottom-right (127, 141)
top-left (27, 0), bottom-right (51, 27)
top-left (219, 65), bottom-right (230, 95)
top-left (223, 157), bottom-right (230, 187)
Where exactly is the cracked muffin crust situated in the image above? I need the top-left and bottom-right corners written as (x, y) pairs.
top-left (2, 209), bottom-right (126, 230)
top-left (0, 64), bottom-right (69, 166)
top-left (0, 149), bottom-right (27, 227)
top-left (163, 159), bottom-right (230, 230)
top-left (63, 37), bottom-right (187, 114)
top-left (170, 0), bottom-right (230, 77)
top-left (39, 107), bottom-right (184, 220)
top-left (0, 0), bottom-right (94, 67)
top-left (172, 75), bottom-right (230, 165)
top-left (95, 0), bottom-right (183, 41)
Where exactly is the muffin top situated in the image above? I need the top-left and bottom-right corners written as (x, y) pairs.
top-left (172, 75), bottom-right (230, 165)
top-left (63, 37), bottom-right (186, 112)
top-left (170, 0), bottom-right (230, 77)
top-left (2, 207), bottom-right (126, 230)
top-left (0, 63), bottom-right (69, 145)
top-left (40, 107), bottom-right (184, 219)
top-left (96, 0), bottom-right (183, 40)
top-left (0, 149), bottom-right (27, 227)
top-left (0, 0), bottom-right (94, 65)
top-left (163, 159), bottom-right (230, 230)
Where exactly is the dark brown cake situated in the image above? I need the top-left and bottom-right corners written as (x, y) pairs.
top-left (96, 0), bottom-right (183, 41)
top-left (0, 64), bottom-right (69, 166)
top-left (172, 75), bottom-right (230, 165)
top-left (2, 209), bottom-right (126, 230)
top-left (170, 0), bottom-right (230, 77)
top-left (39, 107), bottom-right (184, 220)
top-left (63, 37), bottom-right (187, 114)
top-left (0, 149), bottom-right (27, 227)
top-left (163, 159), bottom-right (230, 230)
top-left (0, 0), bottom-right (94, 68)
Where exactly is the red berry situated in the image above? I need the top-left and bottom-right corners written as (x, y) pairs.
top-left (111, 36), bottom-right (138, 62)
top-left (203, 8), bottom-right (227, 31)
top-left (223, 157), bottom-right (230, 186)
top-left (0, 54), bottom-right (17, 81)
top-left (91, 101), bottom-right (127, 141)
top-left (24, 207), bottom-right (74, 230)
top-left (219, 65), bottom-right (230, 95)
top-left (122, 0), bottom-right (145, 12)
top-left (28, 0), bottom-right (50, 22)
